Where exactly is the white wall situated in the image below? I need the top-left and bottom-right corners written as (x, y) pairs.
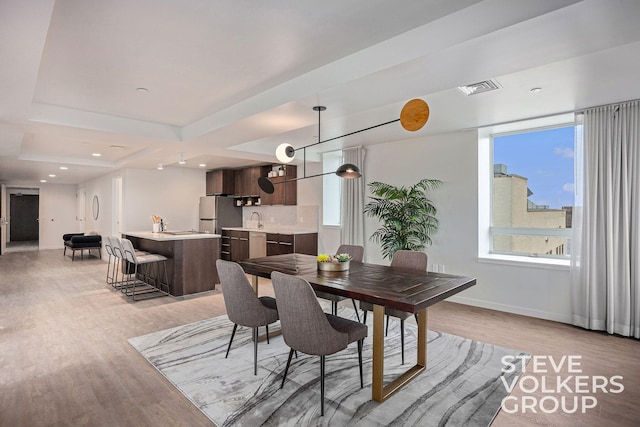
top-left (121, 167), bottom-right (205, 233)
top-left (38, 184), bottom-right (78, 249)
top-left (313, 131), bottom-right (572, 323)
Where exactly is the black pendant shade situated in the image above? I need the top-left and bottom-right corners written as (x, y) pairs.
top-left (336, 163), bottom-right (361, 178)
top-left (258, 176), bottom-right (275, 194)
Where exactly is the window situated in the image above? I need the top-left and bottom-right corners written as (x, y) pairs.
top-left (489, 121), bottom-right (575, 259)
top-left (322, 150), bottom-right (342, 226)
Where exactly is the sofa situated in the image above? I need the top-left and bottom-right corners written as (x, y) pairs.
top-left (63, 233), bottom-right (102, 261)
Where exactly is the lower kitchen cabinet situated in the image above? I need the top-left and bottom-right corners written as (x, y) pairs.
top-left (266, 233), bottom-right (317, 256)
top-left (222, 229), bottom-right (249, 262)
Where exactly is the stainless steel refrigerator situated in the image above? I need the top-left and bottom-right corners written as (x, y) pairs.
top-left (198, 196), bottom-right (242, 234)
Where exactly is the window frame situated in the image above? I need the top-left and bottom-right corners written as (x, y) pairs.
top-left (478, 114), bottom-right (575, 266)
top-left (322, 150), bottom-right (342, 227)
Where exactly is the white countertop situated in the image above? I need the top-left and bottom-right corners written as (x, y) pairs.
top-left (123, 231), bottom-right (221, 241)
top-left (222, 227), bottom-right (318, 235)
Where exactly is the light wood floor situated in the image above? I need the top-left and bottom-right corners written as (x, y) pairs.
top-left (0, 250), bottom-right (638, 426)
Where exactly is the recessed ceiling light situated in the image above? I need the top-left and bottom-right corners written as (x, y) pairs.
top-left (109, 145), bottom-right (126, 150)
top-left (530, 87), bottom-right (542, 94)
top-left (49, 174), bottom-right (56, 178)
top-left (40, 179), bottom-right (47, 183)
top-left (92, 153), bottom-right (102, 157)
top-left (199, 164), bottom-right (206, 168)
top-left (59, 166), bottom-right (68, 170)
top-left (136, 87), bottom-right (149, 93)
top-left (157, 163), bottom-right (163, 170)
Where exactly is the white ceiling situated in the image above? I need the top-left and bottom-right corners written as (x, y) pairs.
top-left (2, 0), bottom-right (640, 185)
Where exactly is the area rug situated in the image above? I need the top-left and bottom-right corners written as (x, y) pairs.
top-left (128, 307), bottom-right (528, 426)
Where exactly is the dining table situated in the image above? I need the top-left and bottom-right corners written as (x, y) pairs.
top-left (238, 253), bottom-right (476, 403)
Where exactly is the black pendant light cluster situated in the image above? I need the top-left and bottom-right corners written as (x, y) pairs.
top-left (258, 99), bottom-right (429, 194)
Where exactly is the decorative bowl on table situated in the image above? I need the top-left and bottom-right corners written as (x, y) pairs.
top-left (317, 253), bottom-right (351, 272)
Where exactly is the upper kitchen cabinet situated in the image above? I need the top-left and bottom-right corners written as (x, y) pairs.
top-left (234, 166), bottom-right (270, 198)
top-left (260, 165), bottom-right (297, 206)
top-left (206, 169), bottom-right (235, 195)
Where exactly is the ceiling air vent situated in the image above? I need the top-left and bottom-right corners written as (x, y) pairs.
top-left (457, 79), bottom-right (501, 96)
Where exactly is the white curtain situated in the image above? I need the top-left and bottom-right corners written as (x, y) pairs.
top-left (571, 100), bottom-right (640, 338)
top-left (341, 147), bottom-right (366, 247)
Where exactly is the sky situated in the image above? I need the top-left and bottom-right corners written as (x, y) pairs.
top-left (494, 126), bottom-right (575, 209)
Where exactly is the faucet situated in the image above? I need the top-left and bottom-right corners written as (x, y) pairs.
top-left (250, 211), bottom-right (263, 229)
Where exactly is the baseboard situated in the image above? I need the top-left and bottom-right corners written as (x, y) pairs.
top-left (446, 295), bottom-right (573, 325)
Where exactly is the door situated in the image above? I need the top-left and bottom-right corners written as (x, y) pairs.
top-left (0, 184), bottom-right (6, 255)
top-left (10, 194), bottom-right (39, 241)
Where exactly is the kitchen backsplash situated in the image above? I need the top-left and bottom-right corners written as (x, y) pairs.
top-left (242, 205), bottom-right (318, 231)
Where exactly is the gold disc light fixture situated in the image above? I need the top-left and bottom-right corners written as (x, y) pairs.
top-left (259, 99), bottom-right (429, 194)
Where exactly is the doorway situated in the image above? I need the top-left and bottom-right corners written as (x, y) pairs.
top-left (6, 189), bottom-right (39, 252)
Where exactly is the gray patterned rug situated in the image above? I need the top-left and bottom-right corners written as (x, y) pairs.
top-left (129, 306), bottom-right (527, 426)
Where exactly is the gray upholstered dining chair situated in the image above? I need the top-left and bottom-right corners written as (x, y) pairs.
top-left (216, 259), bottom-right (279, 375)
top-left (271, 271), bottom-right (367, 416)
top-left (360, 250), bottom-right (427, 365)
top-left (315, 244), bottom-right (364, 321)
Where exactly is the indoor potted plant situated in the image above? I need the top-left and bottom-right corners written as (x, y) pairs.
top-left (364, 178), bottom-right (442, 260)
top-left (317, 253), bottom-right (352, 271)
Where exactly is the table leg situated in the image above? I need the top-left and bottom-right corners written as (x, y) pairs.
top-left (371, 305), bottom-right (428, 402)
top-left (251, 274), bottom-right (259, 294)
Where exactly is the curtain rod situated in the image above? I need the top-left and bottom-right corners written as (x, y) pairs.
top-left (460, 97), bottom-right (640, 131)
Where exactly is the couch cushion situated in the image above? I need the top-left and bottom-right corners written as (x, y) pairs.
top-left (65, 235), bottom-right (102, 248)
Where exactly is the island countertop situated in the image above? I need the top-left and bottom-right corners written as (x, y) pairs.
top-left (123, 231), bottom-right (221, 241)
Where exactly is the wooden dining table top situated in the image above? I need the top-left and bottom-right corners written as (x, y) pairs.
top-left (238, 253), bottom-right (476, 313)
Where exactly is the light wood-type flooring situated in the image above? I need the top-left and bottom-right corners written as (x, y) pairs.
top-left (1, 249), bottom-right (638, 426)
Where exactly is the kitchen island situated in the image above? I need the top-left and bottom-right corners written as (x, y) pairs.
top-left (122, 231), bottom-right (221, 297)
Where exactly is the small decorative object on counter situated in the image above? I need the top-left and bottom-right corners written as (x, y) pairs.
top-left (278, 165), bottom-right (285, 176)
top-left (317, 253), bottom-right (351, 271)
top-left (151, 215), bottom-right (162, 232)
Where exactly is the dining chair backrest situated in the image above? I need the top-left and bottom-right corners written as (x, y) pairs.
top-left (271, 271), bottom-right (349, 356)
top-left (390, 250), bottom-right (428, 272)
top-left (216, 260), bottom-right (278, 327)
top-left (336, 244), bottom-right (364, 263)
top-left (110, 237), bottom-right (124, 260)
top-left (119, 238), bottom-right (138, 264)
top-left (103, 235), bottom-right (115, 257)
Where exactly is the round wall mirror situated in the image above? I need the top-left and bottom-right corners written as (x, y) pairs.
top-left (92, 195), bottom-right (99, 220)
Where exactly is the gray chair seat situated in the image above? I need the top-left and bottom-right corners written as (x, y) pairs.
top-left (326, 313), bottom-right (367, 343)
top-left (217, 259), bottom-right (279, 375)
top-left (272, 271), bottom-right (367, 416)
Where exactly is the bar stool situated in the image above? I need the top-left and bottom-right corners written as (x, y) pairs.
top-left (109, 237), bottom-right (148, 291)
top-left (119, 238), bottom-right (170, 301)
top-left (103, 236), bottom-right (118, 286)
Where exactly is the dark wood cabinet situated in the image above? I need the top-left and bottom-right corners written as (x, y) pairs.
top-left (260, 165), bottom-right (297, 205)
top-left (223, 229), bottom-right (249, 261)
top-left (206, 169), bottom-right (235, 195)
top-left (266, 232), bottom-right (317, 256)
top-left (234, 166), bottom-right (269, 198)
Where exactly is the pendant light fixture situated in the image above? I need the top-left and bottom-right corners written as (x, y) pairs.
top-left (259, 99), bottom-right (429, 194)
